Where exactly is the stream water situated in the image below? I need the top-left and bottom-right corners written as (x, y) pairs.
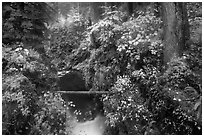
top-left (62, 93), bottom-right (106, 135)
top-left (70, 114), bottom-right (106, 135)
top-left (58, 71), bottom-right (107, 134)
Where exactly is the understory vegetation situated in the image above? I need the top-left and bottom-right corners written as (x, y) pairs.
top-left (2, 2), bottom-right (202, 135)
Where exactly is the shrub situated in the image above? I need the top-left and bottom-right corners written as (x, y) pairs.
top-left (2, 44), bottom-right (71, 134)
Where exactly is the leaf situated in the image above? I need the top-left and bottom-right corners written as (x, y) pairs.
top-left (21, 21), bottom-right (33, 28)
top-left (194, 97), bottom-right (201, 110)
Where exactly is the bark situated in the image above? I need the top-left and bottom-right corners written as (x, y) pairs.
top-left (127, 2), bottom-right (134, 16)
top-left (176, 2), bottom-right (190, 51)
top-left (162, 2), bottom-right (179, 64)
top-left (161, 2), bottom-right (190, 65)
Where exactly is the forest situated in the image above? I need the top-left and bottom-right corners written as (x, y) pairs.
top-left (2, 2), bottom-right (202, 135)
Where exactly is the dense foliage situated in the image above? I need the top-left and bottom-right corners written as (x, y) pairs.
top-left (45, 8), bottom-right (89, 71)
top-left (2, 3), bottom-right (71, 135)
top-left (2, 44), bottom-right (72, 134)
top-left (68, 5), bottom-right (202, 135)
top-left (2, 2), bottom-right (202, 135)
top-left (2, 2), bottom-right (56, 47)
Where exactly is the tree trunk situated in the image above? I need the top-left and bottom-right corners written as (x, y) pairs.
top-left (90, 2), bottom-right (105, 23)
top-left (161, 2), bottom-right (190, 65)
top-left (127, 2), bottom-right (134, 16)
top-left (162, 3), bottom-right (179, 64)
top-left (176, 2), bottom-right (190, 51)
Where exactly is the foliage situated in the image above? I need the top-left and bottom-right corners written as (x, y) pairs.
top-left (72, 8), bottom-right (163, 91)
top-left (187, 2), bottom-right (202, 19)
top-left (45, 8), bottom-right (89, 70)
top-left (2, 2), bottom-right (202, 135)
top-left (103, 76), bottom-right (151, 134)
top-left (71, 6), bottom-right (202, 135)
top-left (184, 3), bottom-right (202, 75)
top-left (2, 44), bottom-right (70, 135)
top-left (31, 92), bottom-right (70, 135)
top-left (2, 2), bottom-right (56, 48)
top-left (147, 58), bottom-right (201, 134)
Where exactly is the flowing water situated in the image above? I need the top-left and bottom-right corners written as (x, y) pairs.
top-left (58, 71), bottom-right (107, 135)
top-left (70, 114), bottom-right (106, 135)
top-left (62, 93), bottom-right (106, 135)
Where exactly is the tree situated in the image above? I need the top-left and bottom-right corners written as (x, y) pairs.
top-left (176, 3), bottom-right (190, 51)
top-left (161, 2), bottom-right (190, 65)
